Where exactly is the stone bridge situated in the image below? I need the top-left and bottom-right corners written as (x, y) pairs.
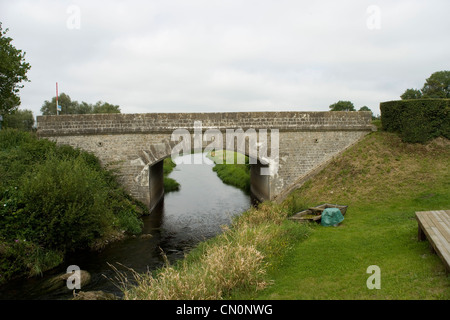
top-left (36, 111), bottom-right (374, 211)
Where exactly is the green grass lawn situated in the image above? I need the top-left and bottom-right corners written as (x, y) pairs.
top-left (232, 131), bottom-right (450, 300)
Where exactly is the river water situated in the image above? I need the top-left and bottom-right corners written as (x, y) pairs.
top-left (0, 152), bottom-right (251, 300)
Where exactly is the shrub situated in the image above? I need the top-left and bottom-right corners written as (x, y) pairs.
top-left (0, 129), bottom-right (145, 283)
top-left (5, 154), bottom-right (113, 251)
top-left (380, 99), bottom-right (450, 143)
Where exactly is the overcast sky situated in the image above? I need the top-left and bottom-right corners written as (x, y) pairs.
top-left (1, 0), bottom-right (449, 117)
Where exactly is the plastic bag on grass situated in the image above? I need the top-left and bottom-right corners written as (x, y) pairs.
top-left (320, 208), bottom-right (344, 227)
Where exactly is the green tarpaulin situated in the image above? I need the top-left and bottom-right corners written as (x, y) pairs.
top-left (320, 208), bottom-right (344, 227)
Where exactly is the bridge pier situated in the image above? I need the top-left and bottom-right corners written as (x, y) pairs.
top-left (149, 159), bottom-right (165, 212)
top-left (250, 161), bottom-right (271, 202)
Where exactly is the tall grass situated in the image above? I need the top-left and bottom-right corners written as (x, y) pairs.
top-left (119, 202), bottom-right (311, 300)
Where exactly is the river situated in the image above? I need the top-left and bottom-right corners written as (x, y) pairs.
top-left (0, 152), bottom-right (251, 300)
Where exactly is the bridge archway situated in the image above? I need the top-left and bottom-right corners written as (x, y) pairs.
top-left (134, 144), bottom-right (272, 212)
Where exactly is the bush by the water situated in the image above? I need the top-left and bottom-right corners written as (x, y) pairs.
top-left (380, 99), bottom-right (450, 143)
top-left (0, 129), bottom-right (146, 283)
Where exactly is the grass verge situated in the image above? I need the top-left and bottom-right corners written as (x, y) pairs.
top-left (235, 131), bottom-right (450, 299)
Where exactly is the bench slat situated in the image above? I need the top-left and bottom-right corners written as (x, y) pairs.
top-left (416, 210), bottom-right (450, 273)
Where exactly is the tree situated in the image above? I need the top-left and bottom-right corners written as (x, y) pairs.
top-left (0, 22), bottom-right (31, 115)
top-left (77, 101), bottom-right (94, 114)
top-left (329, 100), bottom-right (355, 111)
top-left (92, 101), bottom-right (120, 114)
top-left (400, 71), bottom-right (450, 100)
top-left (421, 70), bottom-right (450, 98)
top-left (400, 88), bottom-right (422, 100)
top-left (3, 109), bottom-right (34, 131)
top-left (40, 93), bottom-right (80, 115)
top-left (359, 106), bottom-right (374, 119)
top-left (40, 93), bottom-right (121, 115)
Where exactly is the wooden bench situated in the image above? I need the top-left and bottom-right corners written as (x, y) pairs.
top-left (415, 210), bottom-right (450, 273)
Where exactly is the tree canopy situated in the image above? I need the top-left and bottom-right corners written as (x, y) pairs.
top-left (329, 100), bottom-right (356, 111)
top-left (0, 22), bottom-right (31, 115)
top-left (401, 70), bottom-right (450, 99)
top-left (400, 88), bottom-right (422, 100)
top-left (40, 93), bottom-right (121, 115)
top-left (3, 109), bottom-right (34, 131)
top-left (421, 71), bottom-right (450, 98)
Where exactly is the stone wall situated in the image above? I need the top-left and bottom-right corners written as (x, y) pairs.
top-left (37, 111), bottom-right (372, 136)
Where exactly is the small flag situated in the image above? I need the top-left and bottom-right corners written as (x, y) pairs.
top-left (57, 105), bottom-right (62, 112)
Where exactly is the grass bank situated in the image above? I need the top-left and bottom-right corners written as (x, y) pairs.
top-left (236, 131), bottom-right (450, 300)
top-left (120, 130), bottom-right (449, 300)
top-left (119, 201), bottom-right (311, 299)
top-left (0, 129), bottom-right (147, 284)
top-left (163, 157), bottom-right (180, 193)
top-left (206, 150), bottom-right (250, 193)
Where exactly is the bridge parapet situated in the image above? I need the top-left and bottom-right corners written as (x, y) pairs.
top-left (37, 111), bottom-right (373, 136)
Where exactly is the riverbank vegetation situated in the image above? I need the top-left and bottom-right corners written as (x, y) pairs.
top-left (0, 129), bottom-right (147, 284)
top-left (207, 150), bottom-right (251, 193)
top-left (118, 201), bottom-right (311, 299)
top-left (120, 129), bottom-right (449, 300)
top-left (163, 157), bottom-right (180, 193)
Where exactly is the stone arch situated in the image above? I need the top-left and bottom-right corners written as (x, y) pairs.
top-left (131, 134), bottom-right (273, 211)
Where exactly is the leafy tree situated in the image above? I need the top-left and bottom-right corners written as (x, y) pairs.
top-left (421, 70), bottom-right (450, 98)
top-left (0, 22), bottom-right (31, 115)
top-left (3, 109), bottom-right (34, 131)
top-left (92, 101), bottom-right (120, 114)
top-left (400, 71), bottom-right (450, 100)
top-left (359, 106), bottom-right (374, 119)
top-left (329, 100), bottom-right (355, 111)
top-left (400, 88), bottom-right (422, 100)
top-left (77, 101), bottom-right (94, 114)
top-left (40, 93), bottom-right (121, 115)
top-left (40, 93), bottom-right (80, 115)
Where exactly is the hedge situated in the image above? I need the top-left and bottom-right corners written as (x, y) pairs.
top-left (380, 99), bottom-right (450, 143)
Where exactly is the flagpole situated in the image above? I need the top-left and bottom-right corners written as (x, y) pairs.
top-left (56, 82), bottom-right (59, 115)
